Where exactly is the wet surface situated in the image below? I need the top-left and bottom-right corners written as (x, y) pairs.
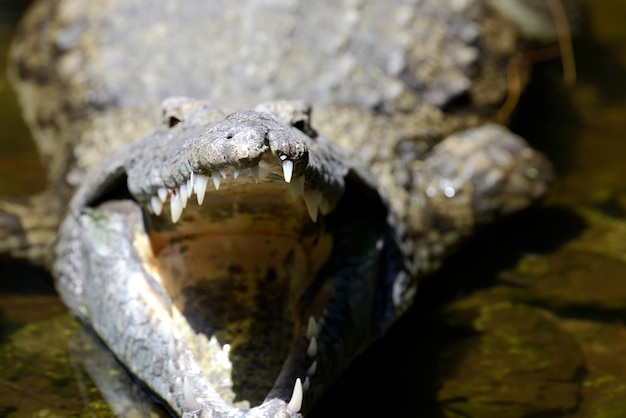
top-left (2, 1), bottom-right (626, 417)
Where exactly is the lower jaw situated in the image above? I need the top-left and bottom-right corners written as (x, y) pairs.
top-left (169, 302), bottom-right (327, 411)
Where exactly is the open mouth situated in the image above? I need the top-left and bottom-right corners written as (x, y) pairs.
top-left (70, 104), bottom-right (396, 417)
top-left (143, 157), bottom-right (337, 411)
top-left (136, 148), bottom-right (391, 415)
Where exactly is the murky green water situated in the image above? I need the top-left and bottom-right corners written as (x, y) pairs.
top-left (1, 1), bottom-right (626, 417)
top-left (0, 2), bottom-right (45, 197)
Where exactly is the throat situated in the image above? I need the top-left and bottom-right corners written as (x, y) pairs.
top-left (148, 232), bottom-right (327, 405)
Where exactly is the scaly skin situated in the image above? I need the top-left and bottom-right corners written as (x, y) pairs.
top-left (3, 0), bottom-right (565, 416)
top-left (3, 0), bottom-right (522, 266)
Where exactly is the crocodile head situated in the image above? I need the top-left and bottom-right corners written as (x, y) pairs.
top-left (54, 96), bottom-right (553, 417)
top-left (55, 98), bottom-right (405, 417)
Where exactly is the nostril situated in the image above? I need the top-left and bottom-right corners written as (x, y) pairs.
top-left (226, 133), bottom-right (234, 139)
top-left (168, 116), bottom-right (181, 128)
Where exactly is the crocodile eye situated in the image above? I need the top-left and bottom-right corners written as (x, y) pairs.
top-left (293, 120), bottom-right (306, 132)
top-left (292, 117), bottom-right (317, 138)
top-left (168, 116), bottom-right (182, 128)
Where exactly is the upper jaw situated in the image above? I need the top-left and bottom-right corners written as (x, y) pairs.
top-left (127, 108), bottom-right (312, 203)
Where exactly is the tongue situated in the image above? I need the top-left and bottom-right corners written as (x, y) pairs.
top-left (153, 233), bottom-right (309, 404)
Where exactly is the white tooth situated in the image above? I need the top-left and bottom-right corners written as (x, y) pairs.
top-left (212, 171), bottom-right (221, 190)
top-left (183, 377), bottom-right (202, 412)
top-left (303, 377), bottom-right (310, 391)
top-left (288, 181), bottom-right (301, 200)
top-left (307, 360), bottom-right (317, 376)
top-left (170, 192), bottom-right (183, 223)
top-left (194, 174), bottom-right (209, 205)
top-left (150, 196), bottom-right (163, 215)
top-left (180, 184), bottom-right (188, 208)
top-left (288, 175), bottom-right (305, 200)
top-left (158, 320), bottom-right (172, 341)
top-left (158, 187), bottom-right (168, 203)
top-left (303, 189), bottom-right (323, 222)
top-left (187, 175), bottom-right (194, 198)
top-left (282, 160), bottom-right (294, 183)
top-left (250, 165), bottom-right (260, 183)
top-left (306, 316), bottom-right (318, 340)
top-left (306, 336), bottom-right (318, 357)
top-left (287, 378), bottom-right (303, 414)
top-left (233, 168), bottom-right (240, 179)
top-left (168, 338), bottom-right (176, 358)
top-left (320, 198), bottom-right (332, 215)
top-left (219, 168), bottom-right (226, 178)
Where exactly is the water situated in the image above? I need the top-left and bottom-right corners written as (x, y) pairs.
top-left (1, 1), bottom-right (626, 417)
top-left (0, 1), bottom-right (45, 196)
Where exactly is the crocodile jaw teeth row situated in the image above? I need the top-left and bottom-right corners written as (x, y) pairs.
top-left (285, 314), bottom-right (323, 414)
top-left (148, 162), bottom-right (330, 224)
top-left (179, 313), bottom-right (324, 415)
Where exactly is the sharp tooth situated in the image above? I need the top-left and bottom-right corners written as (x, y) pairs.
top-left (167, 359), bottom-right (176, 376)
top-left (219, 168), bottom-right (226, 178)
top-left (183, 377), bottom-right (202, 412)
top-left (288, 177), bottom-right (303, 200)
top-left (250, 165), bottom-right (260, 183)
top-left (157, 187), bottom-right (168, 203)
top-left (303, 189), bottom-right (323, 222)
top-left (212, 171), bottom-right (221, 190)
top-left (194, 174), bottom-right (209, 204)
top-left (168, 338), bottom-right (176, 358)
top-left (187, 174), bottom-right (194, 198)
top-left (170, 192), bottom-right (183, 223)
top-left (306, 316), bottom-right (318, 340)
top-left (303, 377), bottom-right (310, 391)
top-left (306, 336), bottom-right (318, 357)
top-left (287, 378), bottom-right (303, 414)
top-left (157, 319), bottom-right (172, 341)
top-left (233, 168), bottom-right (240, 179)
top-left (288, 183), bottom-right (300, 201)
top-left (320, 198), bottom-right (332, 215)
top-left (180, 184), bottom-right (188, 208)
top-left (282, 160), bottom-right (294, 183)
top-left (307, 360), bottom-right (317, 376)
top-left (150, 196), bottom-right (163, 215)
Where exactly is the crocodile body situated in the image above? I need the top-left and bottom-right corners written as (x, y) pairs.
top-left (3, 0), bottom-right (563, 416)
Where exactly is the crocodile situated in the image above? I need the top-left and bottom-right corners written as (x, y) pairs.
top-left (2, 0), bottom-right (573, 416)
